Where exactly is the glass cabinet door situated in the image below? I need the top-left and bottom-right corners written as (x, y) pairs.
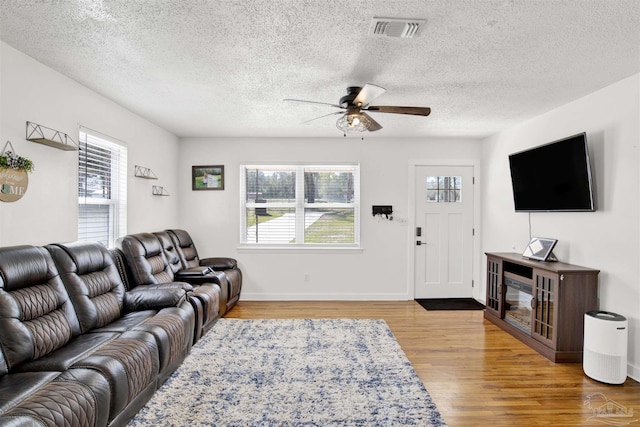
top-left (486, 257), bottom-right (503, 317)
top-left (531, 270), bottom-right (557, 346)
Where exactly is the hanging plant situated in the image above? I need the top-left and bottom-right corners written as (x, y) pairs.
top-left (1, 141), bottom-right (31, 203)
top-left (0, 142), bottom-right (34, 173)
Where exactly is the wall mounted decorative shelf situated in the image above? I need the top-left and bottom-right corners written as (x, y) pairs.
top-left (134, 165), bottom-right (158, 179)
top-left (152, 185), bottom-right (170, 196)
top-left (26, 121), bottom-right (78, 151)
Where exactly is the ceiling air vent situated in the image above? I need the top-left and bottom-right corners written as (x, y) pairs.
top-left (369, 18), bottom-right (425, 39)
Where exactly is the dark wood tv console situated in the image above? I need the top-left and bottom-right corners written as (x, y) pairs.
top-left (484, 252), bottom-right (599, 363)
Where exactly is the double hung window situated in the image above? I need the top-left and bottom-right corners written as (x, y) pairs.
top-left (240, 164), bottom-right (360, 247)
top-left (78, 128), bottom-right (127, 248)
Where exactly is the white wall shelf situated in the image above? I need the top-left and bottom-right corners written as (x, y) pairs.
top-left (134, 165), bottom-right (158, 179)
top-left (26, 121), bottom-right (77, 151)
top-left (152, 185), bottom-right (170, 196)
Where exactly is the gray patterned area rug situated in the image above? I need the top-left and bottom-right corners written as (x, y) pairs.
top-left (128, 318), bottom-right (447, 426)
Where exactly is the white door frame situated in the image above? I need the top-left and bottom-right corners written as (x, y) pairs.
top-left (407, 159), bottom-right (482, 301)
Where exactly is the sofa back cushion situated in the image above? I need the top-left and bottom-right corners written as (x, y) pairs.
top-left (0, 245), bottom-right (80, 371)
top-left (117, 233), bottom-right (175, 286)
top-left (153, 231), bottom-right (183, 274)
top-left (47, 242), bottom-right (125, 333)
top-left (167, 229), bottom-right (200, 269)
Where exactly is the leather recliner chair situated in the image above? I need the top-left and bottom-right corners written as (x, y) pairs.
top-left (0, 364), bottom-right (112, 427)
top-left (0, 244), bottom-right (190, 427)
top-left (166, 229), bottom-right (242, 315)
top-left (116, 233), bottom-right (221, 339)
top-left (47, 241), bottom-right (195, 384)
top-left (153, 230), bottom-right (231, 318)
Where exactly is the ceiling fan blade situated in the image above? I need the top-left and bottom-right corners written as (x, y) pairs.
top-left (352, 84), bottom-right (386, 107)
top-left (360, 112), bottom-right (382, 132)
top-left (283, 98), bottom-right (343, 109)
top-left (364, 105), bottom-right (431, 116)
top-left (301, 111), bottom-right (344, 125)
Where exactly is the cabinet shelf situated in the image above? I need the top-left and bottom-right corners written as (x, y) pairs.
top-left (485, 252), bottom-right (599, 363)
top-left (26, 121), bottom-right (78, 151)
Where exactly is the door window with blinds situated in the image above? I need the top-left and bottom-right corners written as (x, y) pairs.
top-left (78, 128), bottom-right (127, 248)
top-left (240, 164), bottom-right (360, 247)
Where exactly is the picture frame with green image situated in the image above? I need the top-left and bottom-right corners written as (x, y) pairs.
top-left (192, 165), bottom-right (224, 191)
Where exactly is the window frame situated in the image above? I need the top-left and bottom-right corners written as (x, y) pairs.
top-left (426, 175), bottom-right (463, 203)
top-left (239, 163), bottom-right (361, 250)
top-left (77, 127), bottom-right (127, 248)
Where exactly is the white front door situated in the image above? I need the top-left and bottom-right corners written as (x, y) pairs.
top-left (414, 165), bottom-right (474, 298)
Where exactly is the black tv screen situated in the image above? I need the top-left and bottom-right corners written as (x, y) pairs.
top-left (508, 133), bottom-right (595, 212)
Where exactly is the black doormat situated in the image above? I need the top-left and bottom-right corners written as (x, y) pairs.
top-left (415, 298), bottom-right (485, 311)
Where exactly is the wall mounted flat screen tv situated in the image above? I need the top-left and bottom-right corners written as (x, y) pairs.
top-left (508, 133), bottom-right (595, 212)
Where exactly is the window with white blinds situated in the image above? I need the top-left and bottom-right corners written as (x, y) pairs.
top-left (240, 164), bottom-right (360, 247)
top-left (78, 128), bottom-right (127, 248)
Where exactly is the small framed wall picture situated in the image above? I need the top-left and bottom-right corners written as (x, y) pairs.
top-left (192, 165), bottom-right (224, 191)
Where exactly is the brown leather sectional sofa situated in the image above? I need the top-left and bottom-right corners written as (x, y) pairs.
top-left (0, 229), bottom-right (241, 427)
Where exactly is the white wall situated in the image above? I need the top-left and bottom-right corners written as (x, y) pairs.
top-left (481, 74), bottom-right (640, 380)
top-left (178, 137), bottom-right (481, 300)
top-left (0, 42), bottom-right (180, 246)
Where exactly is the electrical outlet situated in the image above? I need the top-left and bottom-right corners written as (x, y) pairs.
top-left (304, 273), bottom-right (310, 282)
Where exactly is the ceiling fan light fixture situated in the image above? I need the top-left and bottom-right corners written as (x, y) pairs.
top-left (336, 113), bottom-right (370, 133)
top-left (286, 83), bottom-right (430, 134)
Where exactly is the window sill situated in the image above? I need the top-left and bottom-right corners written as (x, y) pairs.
top-left (237, 245), bottom-right (364, 254)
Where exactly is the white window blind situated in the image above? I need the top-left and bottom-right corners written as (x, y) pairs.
top-left (240, 164), bottom-right (360, 247)
top-left (78, 128), bottom-right (127, 248)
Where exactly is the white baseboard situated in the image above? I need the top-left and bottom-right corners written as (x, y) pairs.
top-left (628, 362), bottom-right (640, 383)
top-left (240, 293), bottom-right (411, 301)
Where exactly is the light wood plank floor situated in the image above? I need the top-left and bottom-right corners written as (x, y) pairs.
top-left (226, 301), bottom-right (640, 426)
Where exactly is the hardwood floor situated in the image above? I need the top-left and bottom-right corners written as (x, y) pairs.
top-left (226, 301), bottom-right (640, 426)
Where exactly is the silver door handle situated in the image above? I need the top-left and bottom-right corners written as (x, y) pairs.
top-left (416, 241), bottom-right (426, 246)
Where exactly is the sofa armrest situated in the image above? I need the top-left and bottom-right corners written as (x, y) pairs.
top-left (133, 282), bottom-right (194, 292)
top-left (175, 271), bottom-right (227, 286)
top-left (199, 257), bottom-right (237, 270)
top-left (124, 288), bottom-right (187, 311)
top-left (175, 266), bottom-right (213, 279)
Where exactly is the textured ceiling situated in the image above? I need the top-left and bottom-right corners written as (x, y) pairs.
top-left (1, 1), bottom-right (639, 139)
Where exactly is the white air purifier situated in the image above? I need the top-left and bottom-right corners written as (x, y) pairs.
top-left (583, 311), bottom-right (628, 384)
